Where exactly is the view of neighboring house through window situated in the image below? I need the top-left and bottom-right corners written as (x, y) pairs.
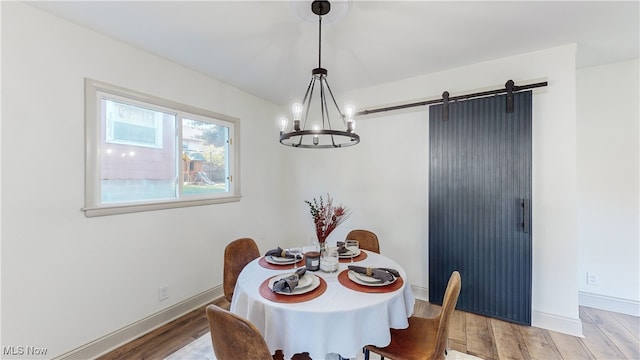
top-left (84, 79), bottom-right (240, 217)
top-left (181, 119), bottom-right (229, 195)
top-left (101, 99), bottom-right (178, 203)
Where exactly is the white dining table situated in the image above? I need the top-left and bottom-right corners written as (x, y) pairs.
top-left (230, 250), bottom-right (415, 360)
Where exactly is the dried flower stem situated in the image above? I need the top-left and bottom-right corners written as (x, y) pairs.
top-left (305, 193), bottom-right (351, 243)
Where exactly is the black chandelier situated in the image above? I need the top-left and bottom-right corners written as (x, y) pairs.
top-left (279, 0), bottom-right (360, 148)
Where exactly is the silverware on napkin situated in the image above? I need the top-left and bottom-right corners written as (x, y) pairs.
top-left (265, 246), bottom-right (299, 259)
top-left (272, 268), bottom-right (307, 293)
top-left (348, 265), bottom-right (398, 283)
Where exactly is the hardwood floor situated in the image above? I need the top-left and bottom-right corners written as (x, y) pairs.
top-left (97, 298), bottom-right (639, 360)
top-left (96, 298), bottom-right (229, 360)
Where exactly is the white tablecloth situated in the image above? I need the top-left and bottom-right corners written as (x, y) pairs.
top-left (230, 250), bottom-right (415, 360)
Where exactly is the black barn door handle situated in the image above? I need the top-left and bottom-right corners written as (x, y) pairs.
top-left (521, 199), bottom-right (530, 234)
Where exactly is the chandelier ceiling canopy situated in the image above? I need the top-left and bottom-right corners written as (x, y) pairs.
top-left (279, 0), bottom-right (360, 149)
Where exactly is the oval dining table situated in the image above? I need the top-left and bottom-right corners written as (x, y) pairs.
top-left (230, 249), bottom-right (416, 360)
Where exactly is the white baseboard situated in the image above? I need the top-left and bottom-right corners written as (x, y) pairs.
top-left (53, 286), bottom-right (223, 360)
top-left (411, 285), bottom-right (429, 302)
top-left (579, 291), bottom-right (640, 316)
top-left (412, 284), bottom-right (584, 337)
top-left (532, 310), bottom-right (584, 337)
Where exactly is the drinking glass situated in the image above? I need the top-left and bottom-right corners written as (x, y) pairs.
top-left (289, 245), bottom-right (302, 269)
top-left (320, 246), bottom-right (339, 273)
top-left (345, 240), bottom-right (359, 263)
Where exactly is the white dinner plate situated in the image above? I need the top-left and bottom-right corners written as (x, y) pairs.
top-left (268, 273), bottom-right (320, 295)
top-left (265, 255), bottom-right (299, 265)
top-left (338, 248), bottom-right (361, 258)
top-left (348, 270), bottom-right (397, 287)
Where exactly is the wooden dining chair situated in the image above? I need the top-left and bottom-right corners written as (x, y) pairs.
top-left (224, 237), bottom-right (260, 302)
top-left (206, 304), bottom-right (275, 360)
top-left (364, 271), bottom-right (462, 360)
top-left (346, 229), bottom-right (380, 254)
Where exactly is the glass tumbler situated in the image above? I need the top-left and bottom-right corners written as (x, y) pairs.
top-left (320, 246), bottom-right (339, 273)
top-left (345, 240), bottom-right (359, 263)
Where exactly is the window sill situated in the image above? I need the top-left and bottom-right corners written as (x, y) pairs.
top-left (83, 195), bottom-right (241, 217)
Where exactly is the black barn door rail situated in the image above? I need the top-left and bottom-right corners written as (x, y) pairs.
top-left (356, 80), bottom-right (548, 121)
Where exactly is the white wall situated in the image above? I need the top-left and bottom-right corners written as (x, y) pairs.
top-left (283, 44), bottom-right (583, 336)
top-left (1, 2), bottom-right (287, 358)
top-left (7, 2), bottom-right (637, 357)
top-left (577, 59), bottom-right (640, 315)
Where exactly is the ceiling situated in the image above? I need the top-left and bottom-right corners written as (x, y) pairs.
top-left (28, 1), bottom-right (639, 106)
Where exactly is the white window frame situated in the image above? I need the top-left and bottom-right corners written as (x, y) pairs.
top-left (84, 78), bottom-right (241, 217)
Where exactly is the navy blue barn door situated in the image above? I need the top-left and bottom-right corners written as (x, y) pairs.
top-left (428, 92), bottom-right (532, 325)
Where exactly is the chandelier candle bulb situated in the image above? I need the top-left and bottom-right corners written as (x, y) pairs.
top-left (345, 105), bottom-right (355, 132)
top-left (345, 105), bottom-right (354, 119)
top-left (313, 125), bottom-right (320, 145)
top-left (347, 120), bottom-right (354, 132)
top-left (292, 103), bottom-right (302, 131)
top-left (292, 103), bottom-right (303, 120)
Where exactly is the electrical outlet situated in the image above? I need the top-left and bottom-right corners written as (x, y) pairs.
top-left (587, 272), bottom-right (599, 286)
top-left (158, 285), bottom-right (169, 302)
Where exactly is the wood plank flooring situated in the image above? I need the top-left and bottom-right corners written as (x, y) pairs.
top-left (97, 298), bottom-right (639, 360)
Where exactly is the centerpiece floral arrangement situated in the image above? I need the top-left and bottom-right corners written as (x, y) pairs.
top-left (305, 193), bottom-right (351, 248)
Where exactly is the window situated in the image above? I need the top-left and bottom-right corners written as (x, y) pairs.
top-left (84, 79), bottom-right (240, 217)
top-left (105, 100), bottom-right (164, 148)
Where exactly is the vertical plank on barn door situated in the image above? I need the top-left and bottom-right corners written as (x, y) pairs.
top-left (428, 91), bottom-right (532, 325)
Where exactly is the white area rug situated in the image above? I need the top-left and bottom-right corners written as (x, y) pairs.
top-left (165, 333), bottom-right (483, 360)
